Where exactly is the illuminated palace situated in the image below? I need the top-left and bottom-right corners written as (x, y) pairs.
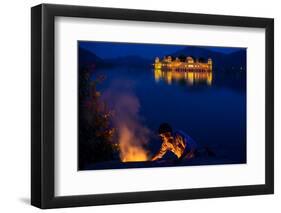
top-left (153, 56), bottom-right (213, 86)
top-left (154, 56), bottom-right (212, 71)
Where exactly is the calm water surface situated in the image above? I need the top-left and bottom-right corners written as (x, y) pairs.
top-left (92, 66), bottom-right (246, 164)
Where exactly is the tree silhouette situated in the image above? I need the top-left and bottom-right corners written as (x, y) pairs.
top-left (78, 67), bottom-right (117, 170)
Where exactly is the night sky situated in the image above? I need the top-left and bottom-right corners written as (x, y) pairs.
top-left (79, 41), bottom-right (244, 59)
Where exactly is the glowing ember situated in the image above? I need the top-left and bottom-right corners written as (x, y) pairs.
top-left (118, 126), bottom-right (149, 162)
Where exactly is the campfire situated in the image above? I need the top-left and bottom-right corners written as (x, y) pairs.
top-left (101, 79), bottom-right (151, 163)
top-left (118, 126), bottom-right (150, 162)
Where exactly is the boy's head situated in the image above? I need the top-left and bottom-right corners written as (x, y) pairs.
top-left (158, 123), bottom-right (172, 140)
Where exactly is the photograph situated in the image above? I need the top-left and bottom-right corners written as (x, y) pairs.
top-left (78, 41), bottom-right (247, 170)
top-left (29, 2), bottom-right (274, 209)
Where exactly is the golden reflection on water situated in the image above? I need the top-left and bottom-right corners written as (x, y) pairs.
top-left (154, 69), bottom-right (212, 86)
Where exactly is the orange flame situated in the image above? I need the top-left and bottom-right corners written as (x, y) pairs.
top-left (100, 80), bottom-right (151, 163)
top-left (119, 126), bottom-right (149, 162)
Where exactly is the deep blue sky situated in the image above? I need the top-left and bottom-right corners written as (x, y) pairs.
top-left (79, 41), bottom-right (243, 59)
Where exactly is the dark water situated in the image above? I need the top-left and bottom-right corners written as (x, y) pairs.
top-left (91, 66), bottom-right (246, 167)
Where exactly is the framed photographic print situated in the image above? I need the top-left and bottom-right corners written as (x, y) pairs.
top-left (31, 4), bottom-right (274, 209)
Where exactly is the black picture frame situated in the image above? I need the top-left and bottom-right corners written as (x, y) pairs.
top-left (31, 3), bottom-right (274, 209)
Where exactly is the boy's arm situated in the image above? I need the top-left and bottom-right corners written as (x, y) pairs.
top-left (151, 143), bottom-right (168, 161)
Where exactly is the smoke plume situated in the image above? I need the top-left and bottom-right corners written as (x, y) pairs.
top-left (102, 79), bottom-right (151, 162)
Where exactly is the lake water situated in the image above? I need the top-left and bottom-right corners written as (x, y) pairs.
top-left (91, 66), bottom-right (246, 166)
